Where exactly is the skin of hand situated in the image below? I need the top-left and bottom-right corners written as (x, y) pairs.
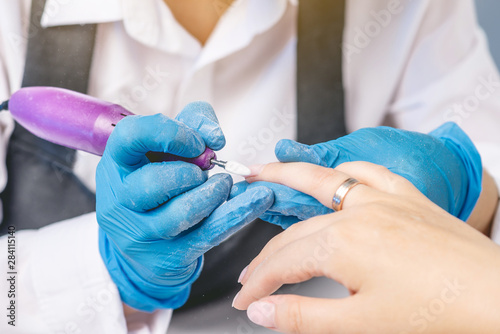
top-left (466, 170), bottom-right (498, 235)
top-left (232, 161), bottom-right (500, 334)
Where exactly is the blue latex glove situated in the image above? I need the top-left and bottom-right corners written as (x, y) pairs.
top-left (231, 122), bottom-right (482, 229)
top-left (97, 102), bottom-right (274, 312)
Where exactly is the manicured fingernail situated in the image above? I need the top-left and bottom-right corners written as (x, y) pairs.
top-left (247, 301), bottom-right (276, 328)
top-left (232, 292), bottom-right (240, 308)
top-left (238, 266), bottom-right (248, 284)
top-left (247, 164), bottom-right (265, 177)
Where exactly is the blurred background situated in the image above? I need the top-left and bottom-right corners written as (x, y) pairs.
top-left (476, 0), bottom-right (500, 68)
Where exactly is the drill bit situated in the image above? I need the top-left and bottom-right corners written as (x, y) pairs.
top-left (211, 159), bottom-right (251, 176)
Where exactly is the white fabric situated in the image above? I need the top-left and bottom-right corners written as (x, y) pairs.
top-left (0, 0), bottom-right (499, 333)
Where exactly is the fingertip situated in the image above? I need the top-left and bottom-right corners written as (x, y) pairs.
top-left (176, 101), bottom-right (226, 150)
top-left (247, 301), bottom-right (277, 329)
top-left (229, 181), bottom-right (249, 199)
top-left (238, 266), bottom-right (249, 284)
top-left (224, 185), bottom-right (274, 224)
top-left (178, 184), bottom-right (274, 258)
top-left (211, 171), bottom-right (233, 183)
top-left (181, 161), bottom-right (208, 183)
top-left (152, 172), bottom-right (235, 238)
top-left (250, 186), bottom-right (275, 207)
top-left (275, 139), bottom-right (299, 161)
top-left (256, 295), bottom-right (344, 334)
top-left (208, 132), bottom-right (226, 151)
top-left (179, 101), bottom-right (217, 121)
top-left (208, 173), bottom-right (233, 198)
top-left (275, 139), bottom-right (318, 164)
top-left (164, 118), bottom-right (206, 157)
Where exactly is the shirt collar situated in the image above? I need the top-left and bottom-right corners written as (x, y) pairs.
top-left (41, 0), bottom-right (297, 61)
top-left (41, 0), bottom-right (206, 55)
top-left (41, 0), bottom-right (123, 27)
top-left (196, 0), bottom-right (295, 69)
top-left (41, 0), bottom-right (296, 27)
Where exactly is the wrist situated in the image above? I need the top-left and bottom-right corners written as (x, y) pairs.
top-left (467, 170), bottom-right (499, 235)
top-left (98, 230), bottom-right (203, 312)
top-left (429, 122), bottom-right (483, 220)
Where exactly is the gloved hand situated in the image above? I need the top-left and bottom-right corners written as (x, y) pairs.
top-left (231, 122), bottom-right (482, 229)
top-left (97, 102), bottom-right (274, 312)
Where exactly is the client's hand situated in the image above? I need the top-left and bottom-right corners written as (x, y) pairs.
top-left (231, 123), bottom-right (483, 228)
top-left (233, 162), bottom-right (500, 334)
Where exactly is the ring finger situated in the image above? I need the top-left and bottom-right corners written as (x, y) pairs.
top-left (247, 162), bottom-right (374, 210)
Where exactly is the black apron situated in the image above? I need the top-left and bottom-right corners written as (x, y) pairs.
top-left (0, 0), bottom-right (346, 308)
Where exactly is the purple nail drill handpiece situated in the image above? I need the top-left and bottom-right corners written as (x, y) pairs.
top-left (4, 87), bottom-right (218, 170)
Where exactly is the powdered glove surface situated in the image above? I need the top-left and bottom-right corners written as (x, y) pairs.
top-left (97, 102), bottom-right (274, 312)
top-left (232, 122), bottom-right (482, 229)
top-left (230, 181), bottom-right (332, 229)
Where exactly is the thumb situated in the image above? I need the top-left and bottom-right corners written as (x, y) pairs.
top-left (246, 295), bottom-right (363, 334)
top-left (275, 139), bottom-right (321, 164)
top-left (275, 139), bottom-right (342, 167)
top-left (175, 101), bottom-right (226, 150)
top-left (107, 114), bottom-right (205, 170)
top-left (228, 180), bottom-right (249, 200)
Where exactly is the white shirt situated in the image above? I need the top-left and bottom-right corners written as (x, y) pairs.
top-left (1, 0), bottom-right (500, 333)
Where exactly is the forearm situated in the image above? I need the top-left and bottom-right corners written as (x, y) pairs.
top-left (467, 169), bottom-right (499, 235)
top-left (124, 304), bottom-right (140, 317)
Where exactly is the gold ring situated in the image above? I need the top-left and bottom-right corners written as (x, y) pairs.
top-left (332, 178), bottom-right (362, 211)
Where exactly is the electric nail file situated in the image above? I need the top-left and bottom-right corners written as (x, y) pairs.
top-left (0, 87), bottom-right (251, 176)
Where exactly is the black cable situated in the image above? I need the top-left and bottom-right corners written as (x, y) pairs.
top-left (0, 100), bottom-right (8, 111)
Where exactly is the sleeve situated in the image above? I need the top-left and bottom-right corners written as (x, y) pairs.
top-left (380, 0), bottom-right (500, 242)
top-left (0, 0), bottom-right (23, 222)
top-left (387, 0), bottom-right (500, 178)
top-left (0, 213), bottom-right (172, 333)
top-left (0, 5), bottom-right (173, 331)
